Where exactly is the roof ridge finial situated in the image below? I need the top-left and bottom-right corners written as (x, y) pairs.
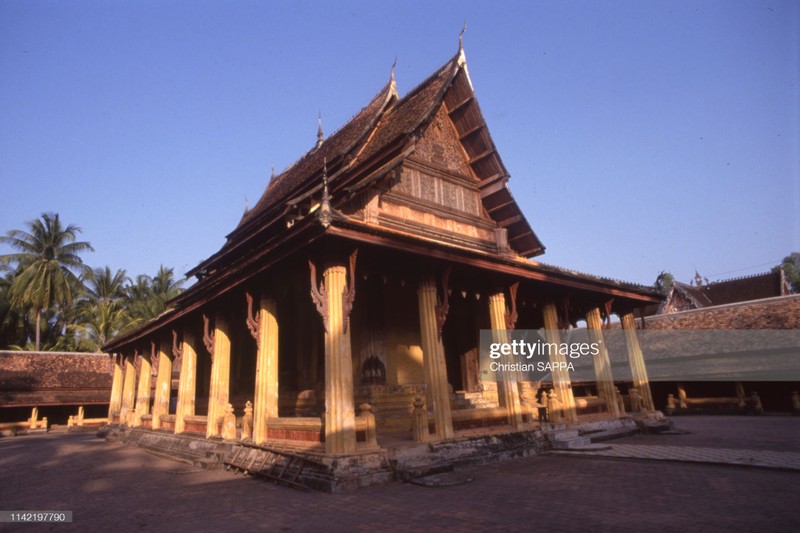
top-left (316, 111), bottom-right (324, 149)
top-left (244, 195), bottom-right (249, 213)
top-left (459, 20), bottom-right (467, 52)
top-left (390, 56), bottom-right (397, 82)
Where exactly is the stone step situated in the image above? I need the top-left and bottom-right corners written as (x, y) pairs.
top-left (408, 470), bottom-right (475, 487)
top-left (456, 392), bottom-right (484, 400)
top-left (551, 436), bottom-right (592, 449)
top-left (451, 401), bottom-right (498, 410)
top-left (193, 457), bottom-right (223, 471)
top-left (451, 398), bottom-right (499, 410)
top-left (550, 429), bottom-right (580, 441)
top-left (637, 418), bottom-right (674, 434)
top-left (395, 462), bottom-right (455, 482)
top-left (550, 442), bottom-right (613, 452)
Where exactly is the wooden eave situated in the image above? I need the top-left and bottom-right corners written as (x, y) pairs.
top-left (326, 217), bottom-right (661, 306)
top-left (104, 141), bottom-right (414, 353)
top-left (103, 215), bottom-right (328, 353)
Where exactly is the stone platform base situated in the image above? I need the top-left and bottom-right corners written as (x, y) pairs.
top-left (106, 427), bottom-right (234, 470)
top-left (390, 429), bottom-right (549, 481)
top-left (104, 416), bottom-right (651, 492)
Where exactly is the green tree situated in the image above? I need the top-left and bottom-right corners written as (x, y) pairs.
top-left (0, 268), bottom-right (28, 348)
top-left (0, 213), bottom-right (93, 350)
top-left (655, 271), bottom-right (675, 295)
top-left (85, 266), bottom-right (129, 303)
top-left (71, 267), bottom-right (133, 351)
top-left (126, 265), bottom-right (185, 324)
top-left (775, 252), bottom-right (800, 293)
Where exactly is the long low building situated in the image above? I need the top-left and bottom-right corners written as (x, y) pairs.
top-left (641, 293), bottom-right (800, 412)
top-left (0, 351), bottom-right (112, 426)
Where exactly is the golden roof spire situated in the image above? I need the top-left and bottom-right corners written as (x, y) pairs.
top-left (316, 111), bottom-right (324, 148)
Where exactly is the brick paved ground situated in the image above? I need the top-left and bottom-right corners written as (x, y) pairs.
top-left (1, 416), bottom-right (799, 532)
top-left (612, 415), bottom-right (800, 452)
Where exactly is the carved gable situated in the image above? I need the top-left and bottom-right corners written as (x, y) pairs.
top-left (366, 103), bottom-right (503, 255)
top-left (414, 106), bottom-right (472, 176)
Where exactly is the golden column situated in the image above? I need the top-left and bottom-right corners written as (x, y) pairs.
top-left (175, 329), bottom-right (196, 434)
top-left (621, 312), bottom-right (655, 412)
top-left (488, 290), bottom-right (524, 429)
top-left (542, 303), bottom-right (578, 422)
top-left (151, 339), bottom-right (172, 430)
top-left (585, 307), bottom-right (620, 417)
top-left (206, 315), bottom-right (231, 438)
top-left (133, 348), bottom-right (153, 426)
top-left (120, 353), bottom-right (137, 426)
top-left (417, 278), bottom-right (454, 440)
top-left (321, 264), bottom-right (356, 454)
top-left (253, 295), bottom-right (279, 445)
top-left (107, 354), bottom-right (124, 423)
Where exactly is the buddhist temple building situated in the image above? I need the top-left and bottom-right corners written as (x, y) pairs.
top-left (102, 46), bottom-right (665, 488)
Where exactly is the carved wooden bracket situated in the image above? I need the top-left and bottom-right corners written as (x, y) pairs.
top-left (172, 329), bottom-right (182, 359)
top-left (245, 291), bottom-right (261, 349)
top-left (309, 259), bottom-right (329, 333)
top-left (318, 158), bottom-right (332, 228)
top-left (558, 296), bottom-right (572, 330)
top-left (342, 249), bottom-right (358, 334)
top-left (504, 282), bottom-right (520, 331)
top-left (202, 314), bottom-right (215, 362)
top-left (435, 266), bottom-right (451, 340)
top-left (150, 340), bottom-right (158, 375)
top-left (133, 349), bottom-right (139, 363)
top-left (602, 299), bottom-right (615, 329)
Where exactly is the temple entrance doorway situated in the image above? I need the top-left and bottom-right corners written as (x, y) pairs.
top-left (443, 290), bottom-right (485, 394)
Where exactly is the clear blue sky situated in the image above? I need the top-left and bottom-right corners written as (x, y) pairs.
top-left (1, 1), bottom-right (798, 288)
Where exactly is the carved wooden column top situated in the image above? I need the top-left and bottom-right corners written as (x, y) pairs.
top-left (309, 249), bottom-right (358, 335)
top-left (245, 291), bottom-right (261, 349)
top-left (172, 329), bottom-right (183, 359)
top-left (202, 314), bottom-right (215, 361)
top-left (504, 282), bottom-right (519, 331)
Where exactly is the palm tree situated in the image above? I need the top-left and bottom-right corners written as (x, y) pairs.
top-left (0, 213), bottom-right (93, 350)
top-left (126, 266), bottom-right (185, 323)
top-left (71, 266), bottom-right (132, 351)
top-left (0, 268), bottom-right (27, 348)
top-left (70, 299), bottom-right (132, 352)
top-left (152, 265), bottom-right (184, 302)
top-left (84, 266), bottom-right (129, 303)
